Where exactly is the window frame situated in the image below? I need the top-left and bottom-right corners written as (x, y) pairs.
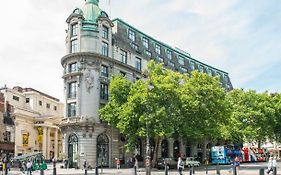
top-left (101, 65), bottom-right (109, 77)
top-left (135, 57), bottom-right (142, 71)
top-left (102, 25), bottom-right (109, 40)
top-left (120, 49), bottom-right (128, 64)
top-left (101, 41), bottom-right (109, 56)
top-left (155, 44), bottom-right (161, 55)
top-left (71, 23), bottom-right (78, 37)
top-left (100, 83), bottom-right (109, 100)
top-left (142, 37), bottom-right (149, 48)
top-left (128, 29), bottom-right (136, 42)
top-left (71, 39), bottom-right (78, 53)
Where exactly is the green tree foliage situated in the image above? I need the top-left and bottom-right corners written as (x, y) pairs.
top-left (178, 71), bottom-right (230, 142)
top-left (226, 89), bottom-right (275, 145)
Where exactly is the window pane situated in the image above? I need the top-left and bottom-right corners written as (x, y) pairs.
top-left (167, 50), bottom-right (172, 60)
top-left (128, 29), bottom-right (135, 42)
top-left (68, 82), bottom-right (77, 98)
top-left (101, 65), bottom-right (109, 77)
top-left (120, 50), bottom-right (127, 64)
top-left (142, 38), bottom-right (149, 48)
top-left (102, 42), bottom-right (109, 56)
top-left (71, 39), bottom-right (78, 53)
top-left (72, 23), bottom-right (78, 36)
top-left (179, 56), bottom-right (185, 65)
top-left (100, 83), bottom-right (109, 100)
top-left (102, 25), bottom-right (109, 39)
top-left (68, 62), bottom-right (77, 73)
top-left (68, 103), bottom-right (76, 117)
top-left (155, 44), bottom-right (161, 54)
top-left (136, 57), bottom-right (142, 71)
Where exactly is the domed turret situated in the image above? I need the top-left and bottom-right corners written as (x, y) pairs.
top-left (83, 0), bottom-right (101, 23)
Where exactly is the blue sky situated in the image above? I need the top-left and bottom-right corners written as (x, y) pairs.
top-left (0, 0), bottom-right (280, 100)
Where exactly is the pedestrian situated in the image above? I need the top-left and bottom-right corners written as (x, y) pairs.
top-left (115, 158), bottom-right (121, 169)
top-left (26, 160), bottom-right (32, 175)
top-left (0, 160), bottom-right (3, 175)
top-left (266, 157), bottom-right (273, 174)
top-left (134, 157), bottom-right (139, 172)
top-left (83, 160), bottom-right (87, 170)
top-left (177, 154), bottom-right (184, 175)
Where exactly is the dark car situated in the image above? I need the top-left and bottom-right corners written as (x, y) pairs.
top-left (156, 158), bottom-right (177, 169)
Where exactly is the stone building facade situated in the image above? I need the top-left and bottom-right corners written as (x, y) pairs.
top-left (60, 0), bottom-right (233, 168)
top-left (0, 86), bottom-right (64, 160)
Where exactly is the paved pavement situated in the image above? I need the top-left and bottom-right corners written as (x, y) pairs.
top-left (5, 162), bottom-right (281, 175)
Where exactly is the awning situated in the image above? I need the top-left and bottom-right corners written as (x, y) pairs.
top-left (12, 152), bottom-right (43, 161)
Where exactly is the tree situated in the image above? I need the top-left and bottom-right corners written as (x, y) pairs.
top-left (226, 89), bottom-right (275, 146)
top-left (177, 71), bottom-right (230, 145)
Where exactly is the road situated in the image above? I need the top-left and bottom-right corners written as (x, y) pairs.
top-left (6, 162), bottom-right (281, 175)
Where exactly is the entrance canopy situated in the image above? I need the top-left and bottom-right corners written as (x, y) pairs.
top-left (12, 152), bottom-right (43, 161)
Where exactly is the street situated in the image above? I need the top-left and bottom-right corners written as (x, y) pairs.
top-left (6, 162), bottom-right (281, 175)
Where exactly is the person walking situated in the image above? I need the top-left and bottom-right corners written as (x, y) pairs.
top-left (26, 160), bottom-right (33, 175)
top-left (266, 157), bottom-right (273, 174)
top-left (115, 158), bottom-right (121, 169)
top-left (177, 154), bottom-right (184, 175)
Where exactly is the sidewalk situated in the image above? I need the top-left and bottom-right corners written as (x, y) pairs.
top-left (7, 168), bottom-right (281, 175)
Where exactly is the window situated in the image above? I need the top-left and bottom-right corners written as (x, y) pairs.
top-left (157, 56), bottom-right (164, 62)
top-left (26, 98), bottom-right (30, 103)
top-left (145, 50), bottom-right (152, 57)
top-left (102, 25), bottom-right (109, 39)
top-left (68, 82), bottom-right (77, 98)
top-left (167, 50), bottom-right (172, 60)
top-left (190, 61), bottom-right (195, 70)
top-left (207, 68), bottom-right (212, 76)
top-left (120, 50), bottom-right (127, 64)
top-left (68, 62), bottom-right (77, 73)
top-left (67, 103), bottom-right (76, 117)
top-left (71, 39), bottom-right (78, 53)
top-left (13, 95), bottom-right (19, 101)
top-left (168, 60), bottom-right (175, 67)
top-left (199, 65), bottom-right (204, 72)
top-left (46, 103), bottom-right (50, 109)
top-left (131, 43), bottom-right (139, 50)
top-left (142, 37), bottom-right (149, 48)
top-left (101, 42), bottom-right (109, 56)
top-left (101, 65), bottom-right (109, 77)
top-left (180, 67), bottom-right (188, 73)
top-left (224, 74), bottom-right (228, 81)
top-left (39, 100), bottom-right (42, 106)
top-left (128, 29), bottom-right (135, 42)
top-left (100, 83), bottom-right (109, 100)
top-left (155, 44), bottom-right (161, 54)
top-left (178, 56), bottom-right (185, 65)
top-left (135, 57), bottom-right (142, 71)
top-left (120, 71), bottom-right (126, 77)
top-left (72, 23), bottom-right (78, 36)
top-left (3, 131), bottom-right (11, 142)
top-left (53, 106), bottom-right (57, 111)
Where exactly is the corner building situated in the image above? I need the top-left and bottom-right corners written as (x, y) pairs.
top-left (60, 0), bottom-right (233, 168)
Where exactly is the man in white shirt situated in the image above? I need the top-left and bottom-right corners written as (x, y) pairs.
top-left (177, 154), bottom-right (184, 175)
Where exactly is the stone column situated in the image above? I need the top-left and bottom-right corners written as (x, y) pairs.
top-left (168, 138), bottom-right (174, 158)
top-left (54, 128), bottom-right (59, 159)
top-left (42, 127), bottom-right (47, 158)
top-left (47, 127), bottom-right (51, 159)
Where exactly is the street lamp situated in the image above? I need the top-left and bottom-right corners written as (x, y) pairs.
top-left (143, 70), bottom-right (154, 175)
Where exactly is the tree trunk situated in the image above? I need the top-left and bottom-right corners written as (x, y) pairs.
top-left (152, 136), bottom-right (161, 168)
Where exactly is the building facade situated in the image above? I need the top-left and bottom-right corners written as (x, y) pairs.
top-left (0, 91), bottom-right (15, 157)
top-left (60, 0), bottom-right (233, 168)
top-left (0, 86), bottom-right (64, 160)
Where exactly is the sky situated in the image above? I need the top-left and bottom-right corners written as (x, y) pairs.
top-left (0, 0), bottom-right (280, 101)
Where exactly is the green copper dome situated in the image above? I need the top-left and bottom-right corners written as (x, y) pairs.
top-left (83, 0), bottom-right (101, 22)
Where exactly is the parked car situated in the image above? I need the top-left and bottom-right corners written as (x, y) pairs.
top-left (156, 158), bottom-right (177, 169)
top-left (185, 157), bottom-right (201, 167)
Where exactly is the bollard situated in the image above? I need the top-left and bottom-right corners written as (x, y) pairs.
top-left (53, 160), bottom-right (57, 175)
top-left (205, 165), bottom-right (208, 174)
top-left (95, 166), bottom-right (99, 175)
top-left (192, 165), bottom-right (195, 174)
top-left (85, 168), bottom-right (88, 175)
top-left (164, 164), bottom-right (168, 175)
top-left (259, 169), bottom-right (264, 175)
top-left (273, 167), bottom-right (277, 175)
top-left (216, 164), bottom-right (220, 175)
top-left (40, 169), bottom-right (44, 175)
top-left (134, 165), bottom-right (137, 175)
top-left (190, 169), bottom-right (193, 175)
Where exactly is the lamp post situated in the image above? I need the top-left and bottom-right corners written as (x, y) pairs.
top-left (143, 70), bottom-right (153, 175)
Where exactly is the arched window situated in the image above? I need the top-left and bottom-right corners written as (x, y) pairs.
top-left (161, 139), bottom-right (169, 158)
top-left (97, 133), bottom-right (109, 167)
top-left (68, 134), bottom-right (78, 168)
